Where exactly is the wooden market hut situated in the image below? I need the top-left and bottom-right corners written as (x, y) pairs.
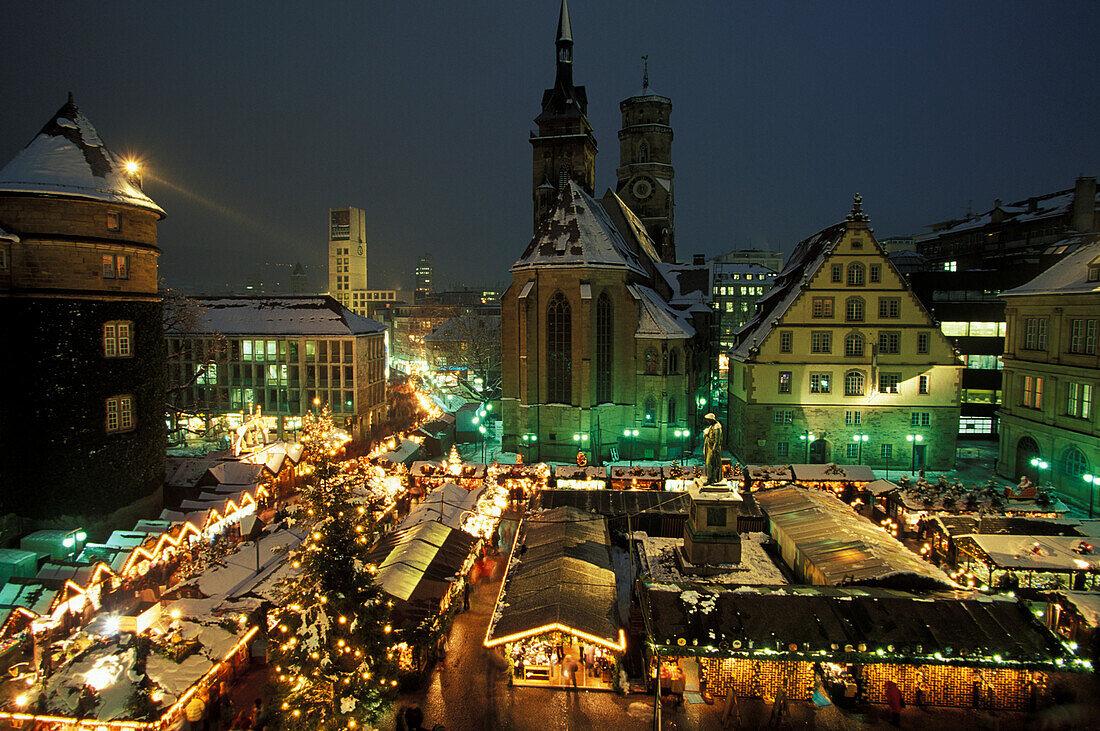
top-left (928, 515), bottom-right (1085, 569)
top-left (536, 489), bottom-right (689, 538)
top-left (953, 533), bottom-right (1100, 592)
top-left (755, 487), bottom-right (954, 591)
top-left (485, 506), bottom-right (625, 688)
top-left (638, 583), bottom-right (1078, 710)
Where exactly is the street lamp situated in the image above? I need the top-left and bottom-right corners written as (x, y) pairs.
top-left (622, 428), bottom-right (640, 466)
top-left (521, 432), bottom-right (538, 462)
top-left (478, 424), bottom-right (487, 463)
top-left (573, 432), bottom-right (590, 462)
top-left (799, 432), bottom-right (815, 463)
top-left (673, 428), bottom-right (691, 458)
top-left (906, 434), bottom-right (924, 473)
top-left (852, 434), bottom-right (869, 465)
top-left (1030, 457), bottom-right (1050, 488)
top-left (1083, 474), bottom-right (1100, 518)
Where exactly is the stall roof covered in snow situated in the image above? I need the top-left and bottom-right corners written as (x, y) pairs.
top-left (636, 533), bottom-right (788, 586)
top-left (367, 521), bottom-right (478, 621)
top-left (487, 506), bottom-right (620, 648)
top-left (792, 464), bottom-right (875, 483)
top-left (933, 515), bottom-right (1084, 539)
top-left (511, 181), bottom-right (649, 275)
top-left (1054, 591), bottom-right (1100, 628)
top-left (0, 95), bottom-right (165, 217)
top-left (956, 534), bottom-right (1100, 572)
top-left (399, 483), bottom-right (484, 533)
top-left (1001, 239), bottom-right (1100, 297)
top-left (170, 296), bottom-right (386, 337)
top-left (537, 489), bottom-right (686, 516)
top-left (640, 584), bottom-right (1070, 666)
top-left (756, 486), bottom-right (955, 591)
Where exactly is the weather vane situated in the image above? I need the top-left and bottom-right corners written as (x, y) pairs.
top-left (642, 55), bottom-right (649, 91)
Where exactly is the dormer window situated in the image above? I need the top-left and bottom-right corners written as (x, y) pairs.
top-left (106, 211), bottom-right (120, 231)
top-left (1088, 257), bottom-right (1100, 282)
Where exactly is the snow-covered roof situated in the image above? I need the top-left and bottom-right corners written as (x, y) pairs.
top-left (636, 532), bottom-right (788, 586)
top-left (176, 296), bottom-right (386, 337)
top-left (0, 224), bottom-right (18, 244)
top-left (400, 482), bottom-right (485, 533)
top-left (962, 534), bottom-right (1100, 572)
top-left (731, 221), bottom-right (847, 359)
top-left (511, 181), bottom-right (649, 275)
top-left (1001, 239), bottom-right (1100, 297)
top-left (927, 187), bottom-right (1098, 238)
top-left (0, 95), bottom-right (165, 217)
top-left (628, 283), bottom-right (694, 339)
top-left (1057, 591), bottom-right (1100, 627)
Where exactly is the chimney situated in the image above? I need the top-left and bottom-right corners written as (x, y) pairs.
top-left (1072, 176), bottom-right (1097, 233)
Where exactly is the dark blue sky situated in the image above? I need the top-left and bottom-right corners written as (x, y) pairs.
top-left (2, 1), bottom-right (1098, 293)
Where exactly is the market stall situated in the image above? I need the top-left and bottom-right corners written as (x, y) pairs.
top-left (663, 464), bottom-right (704, 491)
top-left (538, 490), bottom-right (689, 538)
top-left (488, 462), bottom-right (551, 504)
top-left (954, 533), bottom-right (1100, 592)
top-left (609, 465), bottom-right (664, 491)
top-left (553, 465), bottom-right (607, 490)
top-left (639, 583), bottom-right (1077, 710)
top-left (485, 507), bottom-right (625, 690)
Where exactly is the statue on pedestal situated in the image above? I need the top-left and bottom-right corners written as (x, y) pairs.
top-left (703, 413), bottom-right (724, 485)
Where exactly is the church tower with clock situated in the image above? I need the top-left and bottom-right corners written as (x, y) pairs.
top-left (616, 64), bottom-right (676, 263)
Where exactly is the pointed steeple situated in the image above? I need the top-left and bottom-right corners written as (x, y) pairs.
top-left (554, 0), bottom-right (576, 91)
top-left (557, 0), bottom-right (573, 45)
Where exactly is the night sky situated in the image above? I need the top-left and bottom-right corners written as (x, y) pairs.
top-left (3, 1), bottom-right (1098, 294)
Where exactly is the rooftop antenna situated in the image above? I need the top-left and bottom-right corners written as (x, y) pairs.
top-left (642, 55), bottom-right (649, 92)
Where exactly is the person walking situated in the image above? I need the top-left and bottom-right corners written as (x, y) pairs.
top-left (885, 680), bottom-right (903, 726)
top-left (566, 657), bottom-right (580, 688)
top-left (463, 581), bottom-right (471, 612)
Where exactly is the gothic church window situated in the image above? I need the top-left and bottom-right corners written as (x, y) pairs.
top-left (644, 396), bottom-right (657, 423)
top-left (547, 292), bottom-right (572, 403)
top-left (638, 142), bottom-right (649, 163)
top-left (644, 348), bottom-right (659, 375)
top-left (596, 293), bottom-right (613, 404)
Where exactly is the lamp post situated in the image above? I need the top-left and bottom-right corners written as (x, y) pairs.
top-left (622, 428), bottom-right (640, 466)
top-left (906, 434), bottom-right (924, 474)
top-left (1030, 457), bottom-right (1050, 488)
top-left (1084, 474), bottom-right (1100, 518)
top-left (799, 431), bottom-right (815, 463)
top-left (478, 424), bottom-right (487, 463)
top-left (673, 428), bottom-right (691, 459)
top-left (572, 432), bottom-right (589, 462)
top-left (852, 434), bottom-right (869, 465)
top-left (521, 432), bottom-right (538, 462)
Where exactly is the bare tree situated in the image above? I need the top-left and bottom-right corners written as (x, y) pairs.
top-left (162, 283), bottom-right (228, 444)
top-left (424, 314), bottom-right (502, 398)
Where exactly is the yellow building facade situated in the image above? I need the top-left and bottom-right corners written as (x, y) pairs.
top-left (728, 198), bottom-right (962, 470)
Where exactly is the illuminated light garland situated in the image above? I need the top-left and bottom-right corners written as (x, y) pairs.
top-left (486, 624), bottom-right (627, 653)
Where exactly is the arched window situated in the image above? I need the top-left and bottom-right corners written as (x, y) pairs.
top-left (547, 292), bottom-right (571, 403)
top-left (845, 297), bottom-right (865, 322)
top-left (638, 142), bottom-right (649, 163)
top-left (644, 396), bottom-right (657, 423)
top-left (1063, 447), bottom-right (1089, 479)
top-left (595, 293), bottom-right (613, 404)
top-left (844, 370), bottom-right (865, 396)
top-left (644, 348), bottom-right (659, 375)
top-left (847, 263), bottom-right (865, 286)
top-left (668, 397), bottom-right (676, 423)
top-left (668, 348), bottom-right (679, 374)
top-left (845, 333), bottom-right (864, 357)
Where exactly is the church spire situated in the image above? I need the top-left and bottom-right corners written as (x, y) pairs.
top-left (555, 0), bottom-right (575, 86)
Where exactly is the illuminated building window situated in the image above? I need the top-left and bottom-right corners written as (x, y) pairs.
top-left (778, 371), bottom-right (792, 394)
top-left (1022, 375), bottom-right (1043, 409)
top-left (809, 373), bottom-right (831, 394)
top-left (103, 321), bottom-right (132, 358)
top-left (844, 370), bottom-right (865, 396)
top-left (106, 211), bottom-right (120, 231)
top-left (106, 395), bottom-right (134, 433)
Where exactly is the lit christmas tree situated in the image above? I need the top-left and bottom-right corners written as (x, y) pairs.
top-left (270, 405), bottom-right (397, 729)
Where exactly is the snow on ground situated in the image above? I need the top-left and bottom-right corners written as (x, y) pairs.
top-left (637, 532), bottom-right (788, 586)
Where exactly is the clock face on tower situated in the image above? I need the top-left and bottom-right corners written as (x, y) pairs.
top-left (631, 177), bottom-right (654, 201)
top-left (357, 245), bottom-right (364, 255)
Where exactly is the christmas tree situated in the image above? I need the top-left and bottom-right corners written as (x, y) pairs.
top-left (270, 406), bottom-right (397, 729)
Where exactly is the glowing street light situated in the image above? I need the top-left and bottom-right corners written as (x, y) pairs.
top-left (906, 434), bottom-right (924, 473)
top-left (799, 431), bottom-right (815, 463)
top-left (852, 434), bottom-right (869, 465)
top-left (1085, 474), bottom-right (1100, 518)
top-left (622, 428), bottom-right (640, 465)
top-left (673, 428), bottom-right (691, 457)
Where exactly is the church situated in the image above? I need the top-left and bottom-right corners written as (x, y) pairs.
top-left (501, 1), bottom-right (713, 463)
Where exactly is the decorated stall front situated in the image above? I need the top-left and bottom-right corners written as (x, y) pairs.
top-left (485, 507), bottom-right (625, 690)
top-left (537, 490), bottom-right (689, 538)
top-left (953, 533), bottom-right (1100, 592)
top-left (663, 464), bottom-right (705, 492)
top-left (639, 584), bottom-right (1081, 710)
top-left (553, 465), bottom-right (607, 490)
top-left (609, 465), bottom-right (665, 491)
top-left (488, 462), bottom-right (551, 503)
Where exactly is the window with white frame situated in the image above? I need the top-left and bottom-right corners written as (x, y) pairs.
top-left (845, 410), bottom-right (861, 426)
top-left (878, 331), bottom-right (900, 354)
top-left (845, 333), bottom-right (864, 357)
top-left (1024, 318), bottom-right (1047, 350)
top-left (810, 373), bottom-right (831, 393)
top-left (773, 409), bottom-right (794, 424)
top-left (1068, 382), bottom-right (1093, 419)
top-left (106, 395), bottom-right (134, 433)
top-left (878, 373), bottom-right (900, 394)
top-left (1088, 320), bottom-right (1098, 355)
top-left (881, 443), bottom-right (893, 458)
top-left (846, 443), bottom-right (859, 459)
top-left (1071, 320), bottom-right (1086, 354)
top-left (919, 375), bottom-right (930, 394)
top-left (103, 321), bottom-right (133, 358)
top-left (845, 297), bottom-right (864, 322)
top-left (844, 370), bottom-right (865, 396)
top-left (1023, 375), bottom-right (1043, 409)
top-left (878, 298), bottom-right (900, 318)
top-left (811, 331), bottom-right (831, 353)
top-left (910, 411), bottom-right (931, 427)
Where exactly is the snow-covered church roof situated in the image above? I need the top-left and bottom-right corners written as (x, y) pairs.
top-left (628, 283), bottom-right (694, 339)
top-left (511, 180), bottom-right (649, 275)
top-left (0, 95), bottom-right (165, 217)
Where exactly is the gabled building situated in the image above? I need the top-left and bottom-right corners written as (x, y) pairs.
top-left (501, 182), bottom-right (710, 462)
top-left (998, 241), bottom-right (1100, 511)
top-left (728, 197), bottom-right (962, 470)
top-left (0, 96), bottom-right (167, 534)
